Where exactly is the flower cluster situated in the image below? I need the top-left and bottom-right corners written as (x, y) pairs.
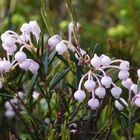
top-left (48, 22), bottom-right (82, 56)
top-left (4, 90), bottom-right (41, 119)
top-left (4, 91), bottom-right (25, 119)
top-left (73, 54), bottom-right (130, 110)
top-left (47, 22), bottom-right (140, 111)
top-left (0, 21), bottom-right (40, 88)
top-left (74, 55), bottom-right (140, 110)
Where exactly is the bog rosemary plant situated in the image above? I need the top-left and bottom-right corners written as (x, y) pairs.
top-left (0, 1), bottom-right (140, 140)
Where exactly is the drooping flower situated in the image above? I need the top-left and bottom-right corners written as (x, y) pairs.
top-left (29, 21), bottom-right (41, 43)
top-left (88, 98), bottom-right (99, 110)
top-left (55, 41), bottom-right (68, 55)
top-left (74, 90), bottom-right (86, 102)
top-left (91, 54), bottom-right (102, 69)
top-left (115, 98), bottom-right (128, 110)
top-left (48, 35), bottom-right (62, 50)
top-left (111, 86), bottom-right (122, 98)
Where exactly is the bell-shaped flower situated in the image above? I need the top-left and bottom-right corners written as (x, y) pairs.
top-left (48, 35), bottom-right (62, 50)
top-left (15, 51), bottom-right (27, 63)
top-left (91, 54), bottom-right (102, 69)
top-left (88, 98), bottom-right (99, 110)
top-left (118, 71), bottom-right (129, 80)
top-left (20, 23), bottom-right (31, 34)
top-left (115, 98), bottom-right (128, 110)
top-left (84, 80), bottom-right (96, 91)
top-left (121, 78), bottom-right (133, 89)
top-left (55, 41), bottom-right (67, 55)
top-left (74, 90), bottom-right (86, 102)
top-left (119, 61), bottom-right (130, 71)
top-left (95, 86), bottom-right (106, 99)
top-left (101, 54), bottom-right (111, 67)
top-left (2, 44), bottom-right (17, 55)
top-left (19, 59), bottom-right (31, 71)
top-left (130, 84), bottom-right (138, 94)
top-left (111, 86), bottom-right (122, 98)
top-left (2, 36), bottom-right (16, 48)
top-left (101, 76), bottom-right (112, 88)
top-left (0, 59), bottom-right (11, 73)
top-left (29, 61), bottom-right (39, 74)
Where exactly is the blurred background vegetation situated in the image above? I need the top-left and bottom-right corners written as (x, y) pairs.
top-left (1, 0), bottom-right (140, 139)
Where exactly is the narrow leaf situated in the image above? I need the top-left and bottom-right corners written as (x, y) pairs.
top-left (49, 67), bottom-right (71, 90)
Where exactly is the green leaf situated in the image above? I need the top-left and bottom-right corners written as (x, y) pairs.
top-left (137, 80), bottom-right (140, 92)
top-left (48, 50), bottom-right (57, 66)
top-left (56, 54), bottom-right (69, 67)
top-left (134, 123), bottom-right (140, 139)
top-left (100, 105), bottom-right (108, 128)
top-left (0, 92), bottom-right (14, 98)
top-left (48, 126), bottom-right (56, 140)
top-left (20, 111), bottom-right (35, 128)
top-left (61, 121), bottom-right (70, 140)
top-left (43, 50), bottom-right (49, 75)
top-left (41, 0), bottom-right (54, 35)
top-left (120, 113), bottom-right (129, 128)
top-left (27, 73), bottom-right (38, 105)
top-left (49, 67), bottom-right (71, 90)
top-left (20, 133), bottom-right (32, 140)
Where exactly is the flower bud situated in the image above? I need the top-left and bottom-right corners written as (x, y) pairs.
top-left (118, 70), bottom-right (129, 80)
top-left (101, 54), bottom-right (111, 67)
top-left (4, 101), bottom-right (13, 110)
top-left (55, 41), bottom-right (67, 55)
top-left (133, 94), bottom-right (140, 102)
top-left (115, 98), bottom-right (128, 110)
top-left (74, 90), bottom-right (86, 102)
top-left (11, 98), bottom-right (18, 105)
top-left (32, 91), bottom-right (40, 100)
top-left (17, 91), bottom-right (25, 99)
top-left (1, 31), bottom-right (9, 42)
top-left (18, 34), bottom-right (29, 43)
top-left (88, 98), bottom-right (99, 110)
top-left (29, 61), bottom-right (39, 74)
top-left (5, 110), bottom-right (15, 118)
top-left (121, 78), bottom-right (133, 89)
top-left (0, 81), bottom-right (2, 89)
top-left (19, 59), bottom-right (31, 71)
top-left (44, 118), bottom-right (50, 125)
top-left (101, 76), bottom-right (112, 88)
top-left (130, 84), bottom-right (138, 94)
top-left (95, 86), bottom-right (106, 99)
top-left (111, 86), bottom-right (122, 98)
top-left (15, 51), bottom-right (27, 63)
top-left (91, 54), bottom-right (102, 69)
top-left (20, 23), bottom-right (31, 34)
top-left (0, 60), bottom-right (11, 73)
top-left (48, 35), bottom-right (62, 50)
top-left (3, 44), bottom-right (17, 55)
top-left (3, 36), bottom-right (16, 47)
top-left (134, 98), bottom-right (140, 107)
top-left (84, 80), bottom-right (96, 91)
top-left (29, 21), bottom-right (41, 43)
top-left (137, 69), bottom-right (140, 79)
top-left (119, 61), bottom-right (129, 71)
top-left (68, 22), bottom-right (73, 42)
